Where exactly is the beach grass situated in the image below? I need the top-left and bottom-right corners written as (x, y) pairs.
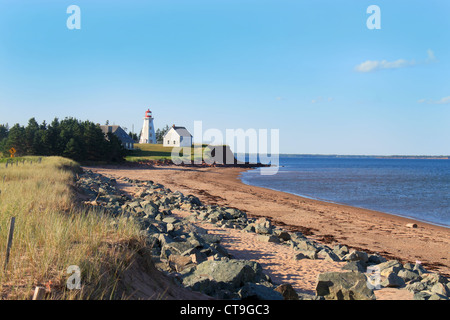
top-left (0, 156), bottom-right (143, 299)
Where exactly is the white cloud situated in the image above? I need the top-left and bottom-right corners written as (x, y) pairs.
top-left (311, 96), bottom-right (333, 104)
top-left (355, 50), bottom-right (436, 73)
top-left (418, 96), bottom-right (450, 105)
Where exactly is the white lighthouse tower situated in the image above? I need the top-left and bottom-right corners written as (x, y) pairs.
top-left (139, 109), bottom-right (156, 144)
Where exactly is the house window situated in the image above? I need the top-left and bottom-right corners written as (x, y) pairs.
top-left (173, 140), bottom-right (176, 145)
top-left (167, 140), bottom-right (170, 144)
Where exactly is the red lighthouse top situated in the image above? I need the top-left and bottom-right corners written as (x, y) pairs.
top-left (145, 109), bottom-right (152, 118)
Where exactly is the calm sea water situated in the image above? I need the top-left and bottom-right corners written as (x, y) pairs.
top-left (240, 156), bottom-right (450, 228)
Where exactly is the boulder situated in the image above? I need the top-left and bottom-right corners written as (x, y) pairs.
top-left (342, 261), bottom-right (366, 273)
top-left (317, 248), bottom-right (341, 262)
top-left (274, 284), bottom-right (299, 300)
top-left (315, 271), bottom-right (376, 300)
top-left (294, 239), bottom-right (320, 253)
top-left (182, 259), bottom-right (266, 293)
top-left (375, 260), bottom-right (403, 276)
top-left (257, 234), bottom-right (280, 244)
top-left (238, 283), bottom-right (284, 300)
top-left (343, 250), bottom-right (369, 263)
top-left (397, 269), bottom-right (421, 283)
top-left (381, 272), bottom-right (405, 288)
top-left (273, 229), bottom-right (291, 241)
top-left (406, 281), bottom-right (427, 293)
top-left (168, 254), bottom-right (193, 272)
top-left (430, 283), bottom-right (449, 297)
top-left (294, 250), bottom-right (317, 260)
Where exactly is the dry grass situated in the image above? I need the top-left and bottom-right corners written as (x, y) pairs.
top-left (0, 157), bottom-right (143, 299)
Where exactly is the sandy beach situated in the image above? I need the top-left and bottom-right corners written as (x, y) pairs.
top-left (85, 164), bottom-right (450, 299)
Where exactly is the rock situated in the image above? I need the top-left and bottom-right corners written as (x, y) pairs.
top-left (168, 254), bottom-right (193, 272)
top-left (430, 283), bottom-right (449, 297)
top-left (317, 248), bottom-right (341, 262)
top-left (376, 260), bottom-right (403, 276)
top-left (238, 283), bottom-right (284, 300)
top-left (199, 234), bottom-right (221, 244)
top-left (420, 273), bottom-right (448, 287)
top-left (294, 239), bottom-right (320, 253)
top-left (254, 218), bottom-right (273, 234)
top-left (162, 216), bottom-right (179, 224)
top-left (274, 284), bottom-right (299, 300)
top-left (367, 254), bottom-right (387, 265)
top-left (315, 271), bottom-right (376, 300)
top-left (182, 259), bottom-right (266, 293)
top-left (256, 234), bottom-right (280, 243)
top-left (413, 263), bottom-right (427, 275)
top-left (397, 269), bottom-right (421, 283)
top-left (333, 244), bottom-right (349, 258)
top-left (273, 229), bottom-right (291, 241)
top-left (406, 223), bottom-right (418, 228)
top-left (343, 250), bottom-right (369, 263)
top-left (381, 272), bottom-right (405, 288)
top-left (294, 250), bottom-right (317, 260)
top-left (161, 241), bottom-right (196, 258)
top-left (342, 261), bottom-right (366, 273)
top-left (414, 291), bottom-right (431, 300)
top-left (190, 251), bottom-right (208, 264)
top-left (428, 293), bottom-right (449, 300)
top-left (406, 281), bottom-right (427, 293)
top-left (403, 263), bottom-right (415, 271)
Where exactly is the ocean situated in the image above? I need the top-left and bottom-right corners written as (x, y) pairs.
top-left (239, 156), bottom-right (450, 228)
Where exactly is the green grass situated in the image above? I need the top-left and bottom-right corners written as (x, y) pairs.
top-left (126, 143), bottom-right (212, 163)
top-left (0, 156), bottom-right (143, 299)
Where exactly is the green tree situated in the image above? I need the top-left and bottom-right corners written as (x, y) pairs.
top-left (156, 125), bottom-right (170, 144)
top-left (4, 124), bottom-right (26, 155)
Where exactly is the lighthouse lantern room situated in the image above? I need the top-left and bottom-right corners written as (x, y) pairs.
top-left (139, 109), bottom-right (156, 144)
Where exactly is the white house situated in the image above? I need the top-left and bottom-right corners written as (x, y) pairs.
top-left (163, 125), bottom-right (192, 147)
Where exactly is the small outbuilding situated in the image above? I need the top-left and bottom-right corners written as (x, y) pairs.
top-left (163, 125), bottom-right (192, 147)
top-left (100, 125), bottom-right (135, 150)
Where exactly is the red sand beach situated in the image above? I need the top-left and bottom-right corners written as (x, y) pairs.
top-left (84, 165), bottom-right (450, 299)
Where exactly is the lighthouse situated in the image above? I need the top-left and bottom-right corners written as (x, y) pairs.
top-left (139, 109), bottom-right (156, 144)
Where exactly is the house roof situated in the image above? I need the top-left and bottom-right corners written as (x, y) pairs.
top-left (166, 126), bottom-right (192, 137)
top-left (99, 125), bottom-right (135, 144)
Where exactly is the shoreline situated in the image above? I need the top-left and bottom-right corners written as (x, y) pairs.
top-left (239, 169), bottom-right (450, 230)
top-left (84, 164), bottom-right (450, 277)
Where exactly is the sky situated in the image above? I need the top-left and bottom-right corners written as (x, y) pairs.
top-left (0, 0), bottom-right (449, 155)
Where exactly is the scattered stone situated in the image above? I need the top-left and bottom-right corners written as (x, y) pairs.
top-left (76, 169), bottom-right (450, 301)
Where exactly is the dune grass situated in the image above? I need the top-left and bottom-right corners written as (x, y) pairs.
top-left (0, 156), bottom-right (143, 299)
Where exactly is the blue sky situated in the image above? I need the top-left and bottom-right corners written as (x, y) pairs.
top-left (0, 0), bottom-right (449, 155)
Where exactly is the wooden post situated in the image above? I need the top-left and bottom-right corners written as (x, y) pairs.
top-left (4, 217), bottom-right (16, 271)
top-left (32, 286), bottom-right (46, 300)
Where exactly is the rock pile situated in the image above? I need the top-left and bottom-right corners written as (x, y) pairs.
top-left (76, 169), bottom-right (450, 300)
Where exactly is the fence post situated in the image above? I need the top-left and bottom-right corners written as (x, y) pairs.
top-left (32, 286), bottom-right (46, 300)
top-left (4, 217), bottom-right (16, 271)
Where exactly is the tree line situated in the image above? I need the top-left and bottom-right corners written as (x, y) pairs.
top-left (0, 117), bottom-right (127, 162)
